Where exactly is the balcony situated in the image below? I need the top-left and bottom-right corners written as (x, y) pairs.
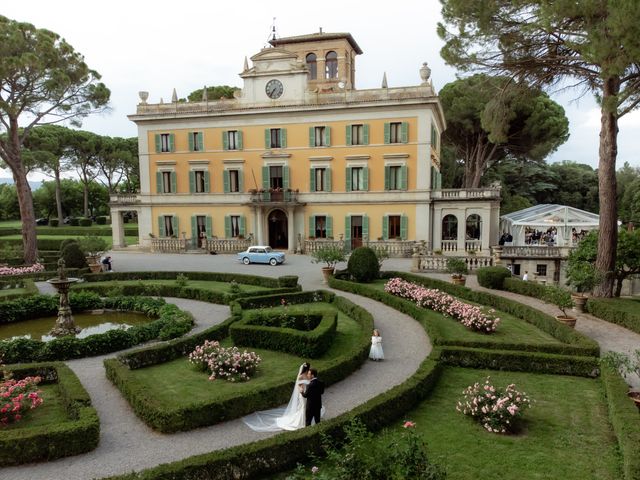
top-left (431, 188), bottom-right (501, 201)
top-left (247, 189), bottom-right (302, 204)
top-left (109, 194), bottom-right (141, 206)
top-left (496, 245), bottom-right (574, 259)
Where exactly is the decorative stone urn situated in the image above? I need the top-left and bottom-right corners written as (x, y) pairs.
top-left (47, 259), bottom-right (81, 337)
top-left (321, 266), bottom-right (334, 284)
top-left (571, 294), bottom-right (588, 313)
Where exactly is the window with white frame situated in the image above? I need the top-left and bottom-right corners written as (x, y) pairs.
top-left (162, 171), bottom-right (173, 193)
top-left (229, 169), bottom-right (240, 193)
top-left (230, 215), bottom-right (241, 237)
top-left (160, 134), bottom-right (171, 153)
top-left (270, 128), bottom-right (282, 149)
top-left (390, 122), bottom-right (402, 144)
top-left (163, 216), bottom-right (174, 237)
top-left (315, 216), bottom-right (327, 238)
top-left (315, 168), bottom-right (326, 191)
top-left (227, 130), bottom-right (240, 150)
top-left (388, 215), bottom-right (402, 239)
top-left (389, 166), bottom-right (402, 190)
top-left (351, 167), bottom-right (365, 191)
top-left (351, 124), bottom-right (364, 145)
top-left (194, 170), bottom-right (206, 193)
top-left (314, 126), bottom-right (326, 146)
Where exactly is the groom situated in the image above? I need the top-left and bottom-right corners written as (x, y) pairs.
top-left (300, 368), bottom-right (324, 426)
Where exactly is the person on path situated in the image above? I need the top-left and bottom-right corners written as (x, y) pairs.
top-left (101, 256), bottom-right (113, 272)
top-left (522, 270), bottom-right (529, 281)
top-left (369, 329), bottom-right (384, 361)
top-left (300, 368), bottom-right (324, 426)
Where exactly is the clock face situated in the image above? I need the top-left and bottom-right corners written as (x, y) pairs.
top-left (265, 79), bottom-right (284, 99)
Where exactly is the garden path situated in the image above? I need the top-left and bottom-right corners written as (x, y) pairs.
top-left (8, 259), bottom-right (430, 480)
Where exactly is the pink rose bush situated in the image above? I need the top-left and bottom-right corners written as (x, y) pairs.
top-left (456, 377), bottom-right (531, 433)
top-left (384, 278), bottom-right (500, 333)
top-left (0, 375), bottom-right (44, 426)
top-left (0, 263), bottom-right (45, 277)
top-left (188, 340), bottom-right (261, 382)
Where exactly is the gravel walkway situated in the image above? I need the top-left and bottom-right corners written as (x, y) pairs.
top-left (6, 256), bottom-right (429, 480)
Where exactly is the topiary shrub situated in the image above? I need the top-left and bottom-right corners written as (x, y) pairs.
top-left (79, 218), bottom-right (92, 227)
top-left (277, 275), bottom-right (299, 288)
top-left (96, 216), bottom-right (107, 225)
top-left (347, 247), bottom-right (380, 283)
top-left (59, 238), bottom-right (79, 254)
top-left (61, 242), bottom-right (88, 269)
top-left (477, 266), bottom-right (511, 289)
top-left (70, 217), bottom-right (80, 226)
top-left (49, 219), bottom-right (59, 227)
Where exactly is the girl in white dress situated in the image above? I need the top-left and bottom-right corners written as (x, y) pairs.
top-left (243, 363), bottom-right (311, 431)
top-left (369, 329), bottom-right (384, 361)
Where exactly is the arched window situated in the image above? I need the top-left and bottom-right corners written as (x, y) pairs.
top-left (466, 214), bottom-right (481, 240)
top-left (442, 215), bottom-right (458, 240)
top-left (325, 51), bottom-right (338, 79)
top-left (306, 53), bottom-right (317, 80)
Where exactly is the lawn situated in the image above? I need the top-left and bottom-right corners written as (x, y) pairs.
top-left (0, 287), bottom-right (28, 298)
top-left (123, 304), bottom-right (361, 409)
top-left (368, 280), bottom-right (562, 347)
top-left (73, 279), bottom-right (270, 294)
top-left (0, 234), bottom-right (138, 245)
top-left (409, 367), bottom-right (621, 480)
top-left (1, 384), bottom-right (68, 431)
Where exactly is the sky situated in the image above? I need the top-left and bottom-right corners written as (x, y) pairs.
top-left (2, 0), bottom-right (639, 181)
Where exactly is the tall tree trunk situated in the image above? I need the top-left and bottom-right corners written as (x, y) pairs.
top-left (614, 277), bottom-right (624, 297)
top-left (593, 77), bottom-right (620, 298)
top-left (83, 177), bottom-right (90, 218)
top-left (55, 169), bottom-right (64, 224)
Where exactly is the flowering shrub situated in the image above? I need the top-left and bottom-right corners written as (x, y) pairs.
top-left (188, 340), bottom-right (261, 382)
top-left (384, 277), bottom-right (500, 333)
top-left (456, 377), bottom-right (532, 433)
top-left (0, 263), bottom-right (45, 277)
top-left (0, 374), bottom-right (44, 426)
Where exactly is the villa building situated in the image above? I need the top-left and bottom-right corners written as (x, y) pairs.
top-left (110, 31), bottom-right (501, 256)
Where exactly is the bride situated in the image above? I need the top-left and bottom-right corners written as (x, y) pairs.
top-left (243, 362), bottom-right (313, 432)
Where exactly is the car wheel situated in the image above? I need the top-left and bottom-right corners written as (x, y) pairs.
top-left (243, 257), bottom-right (250, 265)
top-left (269, 258), bottom-right (277, 266)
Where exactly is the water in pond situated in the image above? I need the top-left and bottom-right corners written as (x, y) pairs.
top-left (0, 312), bottom-right (152, 342)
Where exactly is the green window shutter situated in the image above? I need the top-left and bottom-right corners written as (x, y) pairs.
top-left (197, 132), bottom-right (204, 151)
top-left (437, 171), bottom-right (442, 189)
top-left (239, 216), bottom-right (246, 237)
top-left (309, 127), bottom-right (315, 147)
top-left (430, 166), bottom-right (435, 189)
top-left (237, 131), bottom-right (243, 150)
top-left (264, 129), bottom-right (270, 149)
top-left (154, 134), bottom-right (162, 153)
top-left (204, 171), bottom-right (210, 193)
top-left (283, 166), bottom-right (290, 189)
top-left (324, 126), bottom-right (331, 146)
top-left (157, 216), bottom-right (164, 237)
top-left (172, 216), bottom-right (179, 235)
top-left (206, 216), bottom-right (212, 238)
top-left (382, 216), bottom-right (389, 240)
top-left (169, 134), bottom-right (175, 152)
top-left (191, 216), bottom-right (197, 239)
top-left (400, 165), bottom-right (408, 190)
top-left (345, 125), bottom-right (352, 146)
top-left (156, 171), bottom-right (162, 193)
top-left (363, 124), bottom-right (370, 145)
top-left (363, 215), bottom-right (369, 239)
top-left (401, 215), bottom-right (408, 240)
top-left (223, 170), bottom-right (230, 193)
top-left (170, 171), bottom-right (177, 193)
top-left (224, 216), bottom-right (231, 238)
top-left (280, 128), bottom-right (287, 148)
top-left (325, 168), bottom-right (332, 192)
top-left (344, 216), bottom-right (351, 243)
top-left (345, 167), bottom-right (352, 192)
top-left (309, 169), bottom-right (316, 192)
top-left (262, 166), bottom-right (269, 189)
top-left (238, 170), bottom-right (244, 192)
top-left (309, 216), bottom-right (315, 237)
top-left (188, 132), bottom-right (194, 152)
top-left (401, 122), bottom-right (409, 143)
top-left (383, 123), bottom-right (390, 144)
top-left (363, 167), bottom-right (369, 191)
top-left (222, 131), bottom-right (229, 151)
top-left (384, 165), bottom-right (390, 190)
top-left (326, 216), bottom-right (333, 238)
top-left (189, 171), bottom-right (196, 193)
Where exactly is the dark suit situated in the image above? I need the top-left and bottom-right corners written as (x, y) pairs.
top-left (301, 377), bottom-right (324, 426)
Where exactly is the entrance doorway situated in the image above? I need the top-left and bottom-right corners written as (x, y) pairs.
top-left (268, 209), bottom-right (288, 249)
top-left (351, 215), bottom-right (363, 250)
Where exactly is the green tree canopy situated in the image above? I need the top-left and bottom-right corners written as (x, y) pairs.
top-left (438, 0), bottom-right (640, 297)
top-left (440, 74), bottom-right (569, 188)
top-left (185, 85), bottom-right (238, 102)
top-left (0, 15), bottom-right (110, 263)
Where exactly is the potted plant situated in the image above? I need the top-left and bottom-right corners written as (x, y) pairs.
top-left (543, 286), bottom-right (576, 327)
top-left (79, 235), bottom-right (109, 273)
top-left (311, 245), bottom-right (347, 284)
top-left (433, 249), bottom-right (443, 255)
top-left (446, 258), bottom-right (468, 286)
top-left (600, 350), bottom-right (640, 410)
top-left (566, 260), bottom-right (602, 313)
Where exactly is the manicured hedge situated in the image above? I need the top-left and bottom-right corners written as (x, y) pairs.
top-left (33, 226), bottom-right (137, 236)
top-left (230, 309), bottom-right (337, 358)
top-left (503, 277), bottom-right (550, 299)
top-left (601, 366), bottom-right (640, 480)
top-left (0, 362), bottom-right (99, 466)
top-left (103, 357), bottom-right (443, 480)
top-left (0, 267), bottom-right (88, 283)
top-left (586, 298), bottom-right (640, 335)
top-left (0, 238), bottom-right (73, 250)
top-left (0, 294), bottom-right (194, 362)
top-left (104, 292), bottom-right (372, 433)
top-left (476, 266), bottom-right (512, 289)
top-left (0, 278), bottom-right (38, 301)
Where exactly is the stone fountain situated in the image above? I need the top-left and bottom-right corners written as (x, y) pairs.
top-left (47, 258), bottom-right (81, 337)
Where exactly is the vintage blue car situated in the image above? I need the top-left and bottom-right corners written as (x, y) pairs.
top-left (237, 246), bottom-right (285, 266)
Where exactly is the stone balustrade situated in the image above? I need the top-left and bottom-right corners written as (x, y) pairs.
top-left (412, 255), bottom-right (493, 272)
top-left (431, 188), bottom-right (501, 200)
top-left (109, 194), bottom-right (140, 205)
top-left (302, 239), bottom-right (415, 257)
top-left (497, 245), bottom-right (574, 259)
top-left (151, 238), bottom-right (188, 253)
top-left (204, 238), bottom-right (252, 254)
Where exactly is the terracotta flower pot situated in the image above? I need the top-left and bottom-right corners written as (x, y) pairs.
top-left (321, 266), bottom-right (334, 284)
top-left (556, 315), bottom-right (577, 328)
top-left (88, 263), bottom-right (103, 274)
top-left (571, 294), bottom-right (588, 313)
top-left (451, 276), bottom-right (466, 286)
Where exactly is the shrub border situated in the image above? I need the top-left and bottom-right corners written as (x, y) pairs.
top-left (586, 298), bottom-right (640, 335)
top-left (0, 278), bottom-right (38, 301)
top-left (0, 362), bottom-right (99, 466)
top-left (103, 291), bottom-right (372, 433)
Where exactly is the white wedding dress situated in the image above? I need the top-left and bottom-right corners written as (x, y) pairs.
top-left (242, 364), bottom-right (310, 432)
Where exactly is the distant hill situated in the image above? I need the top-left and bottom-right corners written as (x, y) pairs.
top-left (0, 177), bottom-right (43, 191)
